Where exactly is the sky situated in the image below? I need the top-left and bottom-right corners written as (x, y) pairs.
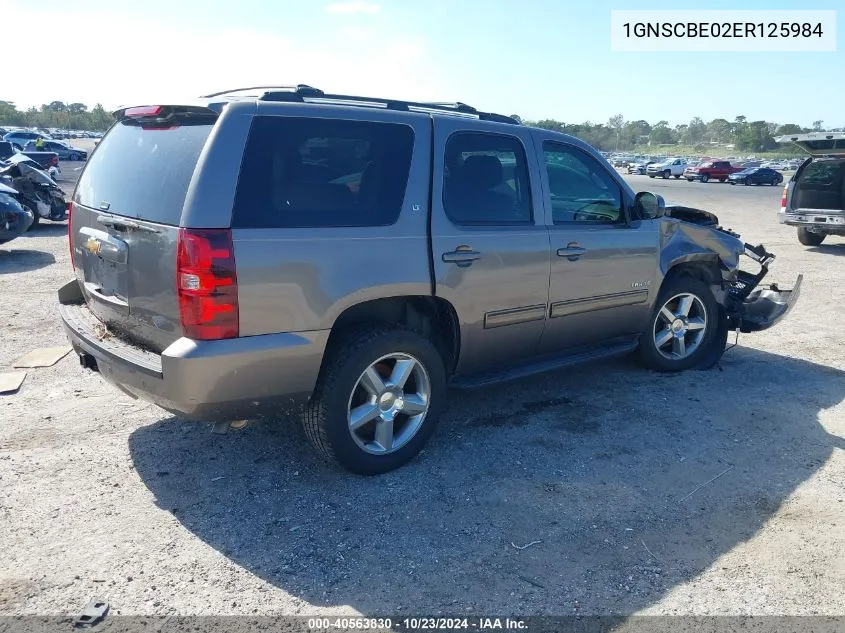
top-left (1, 0), bottom-right (842, 127)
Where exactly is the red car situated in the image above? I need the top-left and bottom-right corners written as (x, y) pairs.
top-left (684, 160), bottom-right (744, 183)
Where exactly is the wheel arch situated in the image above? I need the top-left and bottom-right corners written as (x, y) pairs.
top-left (324, 295), bottom-right (461, 376)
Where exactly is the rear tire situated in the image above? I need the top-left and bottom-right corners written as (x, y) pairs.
top-left (797, 228), bottom-right (826, 246)
top-left (303, 325), bottom-right (447, 475)
top-left (674, 174), bottom-right (680, 179)
top-left (719, 177), bottom-right (727, 182)
top-left (637, 276), bottom-right (723, 372)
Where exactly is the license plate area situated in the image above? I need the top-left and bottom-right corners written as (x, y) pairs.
top-left (78, 226), bottom-right (129, 306)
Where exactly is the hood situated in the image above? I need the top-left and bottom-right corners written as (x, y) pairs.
top-left (665, 204), bottom-right (720, 227)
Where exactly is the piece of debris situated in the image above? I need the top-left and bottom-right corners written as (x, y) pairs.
top-left (518, 574), bottom-right (545, 588)
top-left (511, 540), bottom-right (541, 550)
top-left (74, 598), bottom-right (109, 628)
top-left (210, 476), bottom-right (225, 482)
top-left (0, 371), bottom-right (26, 394)
top-left (12, 346), bottom-right (72, 368)
top-left (678, 465), bottom-right (735, 503)
top-left (641, 539), bottom-right (661, 562)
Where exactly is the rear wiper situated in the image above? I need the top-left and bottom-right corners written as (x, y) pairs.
top-left (96, 215), bottom-right (160, 233)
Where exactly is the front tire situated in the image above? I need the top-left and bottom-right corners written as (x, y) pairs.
top-left (303, 326), bottom-right (447, 474)
top-left (797, 227), bottom-right (826, 246)
top-left (662, 170), bottom-right (670, 179)
top-left (637, 276), bottom-right (723, 372)
top-left (700, 174), bottom-right (709, 183)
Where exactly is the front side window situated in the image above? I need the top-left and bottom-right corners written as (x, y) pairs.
top-left (543, 142), bottom-right (623, 225)
top-left (232, 116), bottom-right (414, 228)
top-left (442, 132), bottom-right (532, 225)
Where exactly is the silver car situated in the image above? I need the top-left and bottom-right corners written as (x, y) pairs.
top-left (59, 87), bottom-right (801, 474)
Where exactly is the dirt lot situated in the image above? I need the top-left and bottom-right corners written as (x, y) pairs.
top-left (0, 165), bottom-right (843, 618)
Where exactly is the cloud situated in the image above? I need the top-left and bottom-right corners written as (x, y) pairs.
top-left (325, 1), bottom-right (381, 15)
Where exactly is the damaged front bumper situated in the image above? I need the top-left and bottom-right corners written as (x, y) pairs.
top-left (725, 243), bottom-right (802, 333)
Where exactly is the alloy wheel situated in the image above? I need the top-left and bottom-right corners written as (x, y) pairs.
top-left (347, 353), bottom-right (431, 455)
top-left (652, 293), bottom-right (708, 360)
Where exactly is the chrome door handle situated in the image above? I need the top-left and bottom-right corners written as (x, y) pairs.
top-left (557, 243), bottom-right (587, 261)
top-left (442, 248), bottom-right (481, 267)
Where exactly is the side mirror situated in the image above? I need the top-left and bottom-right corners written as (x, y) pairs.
top-left (634, 191), bottom-right (666, 220)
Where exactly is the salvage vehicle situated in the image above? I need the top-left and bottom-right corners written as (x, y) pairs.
top-left (0, 182), bottom-right (34, 245)
top-left (0, 153), bottom-right (67, 227)
top-left (684, 160), bottom-right (743, 183)
top-left (647, 158), bottom-right (686, 179)
top-left (23, 139), bottom-right (87, 161)
top-left (58, 86), bottom-right (801, 474)
top-left (728, 167), bottom-right (784, 186)
top-left (776, 132), bottom-right (844, 246)
top-left (627, 160), bottom-right (656, 175)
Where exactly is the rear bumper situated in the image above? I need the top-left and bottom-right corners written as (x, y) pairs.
top-left (58, 280), bottom-right (329, 422)
top-left (779, 211), bottom-right (845, 233)
top-left (731, 275), bottom-right (802, 333)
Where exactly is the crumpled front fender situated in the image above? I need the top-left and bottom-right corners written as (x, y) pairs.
top-left (659, 213), bottom-right (744, 282)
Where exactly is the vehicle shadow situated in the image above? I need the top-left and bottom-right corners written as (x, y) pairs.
top-left (128, 347), bottom-right (845, 615)
top-left (809, 242), bottom-right (845, 256)
top-left (20, 223), bottom-right (67, 238)
top-left (0, 248), bottom-right (55, 274)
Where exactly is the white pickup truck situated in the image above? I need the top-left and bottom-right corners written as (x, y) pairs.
top-left (647, 158), bottom-right (687, 179)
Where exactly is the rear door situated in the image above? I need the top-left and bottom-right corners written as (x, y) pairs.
top-left (71, 105), bottom-right (236, 352)
top-left (430, 117), bottom-right (550, 374)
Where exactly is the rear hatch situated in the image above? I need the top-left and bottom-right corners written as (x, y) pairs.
top-left (776, 133), bottom-right (845, 216)
top-left (71, 106), bottom-right (218, 352)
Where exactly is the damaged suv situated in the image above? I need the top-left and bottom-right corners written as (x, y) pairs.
top-left (776, 132), bottom-right (845, 246)
top-left (59, 86), bottom-right (801, 474)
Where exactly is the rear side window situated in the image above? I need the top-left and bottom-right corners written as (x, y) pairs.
top-left (442, 132), bottom-right (532, 225)
top-left (232, 117), bottom-right (414, 229)
top-left (76, 119), bottom-right (214, 225)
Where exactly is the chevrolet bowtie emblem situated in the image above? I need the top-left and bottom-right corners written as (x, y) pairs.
top-left (85, 237), bottom-right (102, 256)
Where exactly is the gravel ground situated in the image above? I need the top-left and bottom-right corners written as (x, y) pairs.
top-left (0, 165), bottom-right (843, 618)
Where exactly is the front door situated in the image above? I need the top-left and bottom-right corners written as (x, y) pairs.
top-left (430, 118), bottom-right (551, 374)
top-left (537, 138), bottom-right (659, 353)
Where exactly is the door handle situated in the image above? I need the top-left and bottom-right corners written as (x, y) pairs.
top-left (556, 242), bottom-right (587, 261)
top-left (442, 247), bottom-right (481, 267)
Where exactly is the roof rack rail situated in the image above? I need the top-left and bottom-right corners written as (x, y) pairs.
top-left (200, 84), bottom-right (324, 99)
top-left (257, 87), bottom-right (519, 125)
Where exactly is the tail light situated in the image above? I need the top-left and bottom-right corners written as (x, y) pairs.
top-left (781, 185), bottom-right (788, 209)
top-left (67, 201), bottom-right (74, 270)
top-left (176, 228), bottom-right (238, 340)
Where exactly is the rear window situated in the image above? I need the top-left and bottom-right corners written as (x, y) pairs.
top-left (231, 116), bottom-right (414, 229)
top-left (75, 119), bottom-right (214, 225)
top-left (799, 160), bottom-right (843, 186)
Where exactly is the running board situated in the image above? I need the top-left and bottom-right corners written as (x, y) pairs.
top-left (449, 339), bottom-right (639, 390)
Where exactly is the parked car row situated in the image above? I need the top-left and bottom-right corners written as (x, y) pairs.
top-left (618, 156), bottom-right (786, 186)
top-left (1, 127), bottom-right (99, 153)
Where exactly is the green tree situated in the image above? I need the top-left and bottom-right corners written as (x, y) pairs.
top-left (649, 121), bottom-right (675, 145)
top-left (706, 118), bottom-right (732, 144)
top-left (687, 117), bottom-right (706, 145)
top-left (776, 123), bottom-right (804, 135)
top-left (812, 120), bottom-right (824, 131)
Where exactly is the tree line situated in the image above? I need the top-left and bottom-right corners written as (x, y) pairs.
top-left (3, 100), bottom-right (836, 153)
top-left (1, 100), bottom-right (113, 131)
top-left (513, 114), bottom-right (837, 154)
